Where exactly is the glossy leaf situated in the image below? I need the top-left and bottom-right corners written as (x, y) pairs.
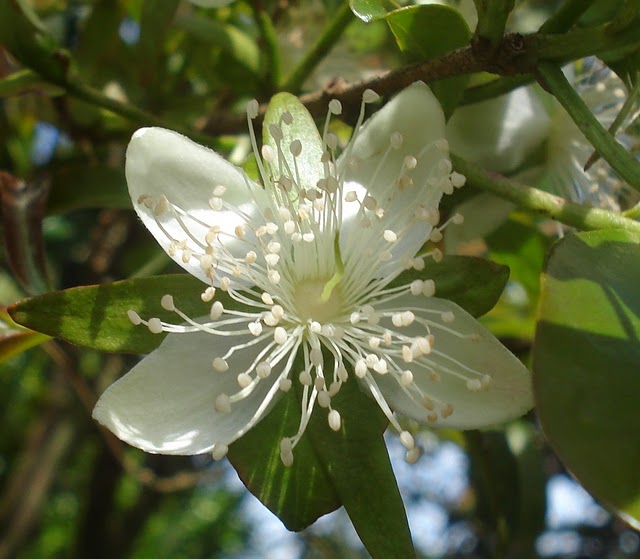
top-left (229, 365), bottom-right (414, 558)
top-left (534, 229), bottom-right (640, 530)
top-left (385, 5), bottom-right (471, 118)
top-left (349, 0), bottom-right (397, 22)
top-left (9, 275), bottom-right (214, 354)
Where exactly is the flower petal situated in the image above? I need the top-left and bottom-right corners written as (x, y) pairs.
top-left (339, 82), bottom-right (449, 267)
top-left (92, 329), bottom-right (285, 454)
top-left (126, 127), bottom-right (266, 284)
top-left (374, 296), bottom-right (533, 429)
top-left (447, 86), bottom-right (550, 173)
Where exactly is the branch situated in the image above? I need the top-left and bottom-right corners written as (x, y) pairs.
top-left (451, 155), bottom-right (640, 234)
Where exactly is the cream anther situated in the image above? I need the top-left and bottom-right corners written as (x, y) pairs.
top-left (441, 311), bottom-right (455, 323)
top-left (299, 370), bottom-right (312, 385)
top-left (265, 253), bottom-right (280, 266)
top-left (279, 378), bottom-right (293, 392)
top-left (466, 378), bottom-right (482, 391)
top-left (220, 277), bottom-right (231, 291)
top-left (261, 292), bottom-right (274, 305)
top-left (210, 301), bottom-right (224, 320)
top-left (148, 318), bottom-right (163, 334)
top-left (369, 337), bottom-right (381, 349)
top-left (404, 155), bottom-right (417, 169)
top-left (430, 229), bottom-right (443, 243)
top-left (214, 393), bottom-right (231, 413)
top-left (261, 145), bottom-right (274, 162)
top-left (402, 345), bottom-right (413, 363)
top-left (400, 431), bottom-right (415, 450)
top-left (400, 370), bottom-right (414, 386)
top-left (245, 251), bottom-right (257, 264)
top-left (246, 99), bottom-right (259, 119)
top-left (450, 172), bottom-right (466, 188)
top-left (256, 361), bottom-right (272, 378)
top-left (328, 99), bottom-right (342, 115)
top-left (280, 438), bottom-right (294, 467)
top-left (417, 336), bottom-right (432, 355)
top-left (234, 225), bottom-right (246, 238)
top-left (325, 133), bottom-right (338, 150)
top-left (211, 444), bottom-right (228, 461)
top-left (209, 196), bottom-right (223, 211)
top-left (452, 213), bottom-right (464, 224)
top-left (268, 270), bottom-right (281, 284)
top-left (405, 447), bottom-right (420, 464)
top-left (237, 373), bottom-right (252, 388)
top-left (213, 357), bottom-right (229, 372)
top-left (310, 348), bottom-right (323, 366)
top-left (127, 310), bottom-right (142, 325)
top-left (160, 295), bottom-right (176, 312)
top-left (153, 195), bottom-right (170, 216)
top-left (422, 279), bottom-right (436, 296)
top-left (441, 403), bottom-right (454, 418)
top-left (328, 409), bottom-right (341, 431)
top-left (384, 229), bottom-right (398, 243)
top-left (274, 327), bottom-right (287, 345)
top-left (363, 89), bottom-right (379, 103)
top-left (248, 321), bottom-right (262, 336)
top-left (355, 359), bottom-right (368, 378)
top-left (318, 390), bottom-right (331, 408)
top-left (373, 359), bottom-right (388, 374)
top-left (345, 191), bottom-right (358, 203)
top-left (432, 249), bottom-right (443, 263)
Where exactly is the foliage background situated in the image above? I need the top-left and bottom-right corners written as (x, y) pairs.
top-left (1, 0), bottom-right (640, 557)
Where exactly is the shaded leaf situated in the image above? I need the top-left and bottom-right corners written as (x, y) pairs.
top-left (0, 307), bottom-right (49, 363)
top-left (229, 366), bottom-right (414, 558)
top-left (385, 5), bottom-right (472, 118)
top-left (534, 229), bottom-right (640, 530)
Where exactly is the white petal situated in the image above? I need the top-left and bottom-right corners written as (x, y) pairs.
top-left (126, 127), bottom-right (266, 284)
top-left (339, 82), bottom-right (448, 271)
top-left (447, 86), bottom-right (550, 173)
top-left (93, 330), bottom-right (285, 454)
top-left (374, 296), bottom-right (533, 428)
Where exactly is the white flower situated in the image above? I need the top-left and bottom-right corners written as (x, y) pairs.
top-left (93, 82), bottom-right (532, 465)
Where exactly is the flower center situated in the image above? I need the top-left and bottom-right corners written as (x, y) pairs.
top-left (293, 279), bottom-right (345, 324)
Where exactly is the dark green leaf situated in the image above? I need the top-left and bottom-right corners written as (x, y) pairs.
top-left (9, 275), bottom-right (218, 354)
top-left (385, 5), bottom-right (472, 118)
top-left (534, 229), bottom-right (640, 530)
top-left (229, 369), bottom-right (415, 558)
top-left (391, 255), bottom-right (510, 318)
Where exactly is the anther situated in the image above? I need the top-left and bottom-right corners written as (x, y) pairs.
top-left (208, 301), bottom-right (223, 320)
top-left (405, 447), bottom-right (420, 464)
top-left (328, 99), bottom-right (342, 115)
top-left (362, 89), bottom-right (379, 103)
top-left (441, 311), bottom-right (455, 323)
top-left (237, 373), bottom-right (252, 388)
top-left (280, 438), bottom-right (294, 467)
top-left (318, 390), bottom-right (331, 408)
top-left (355, 359), bottom-right (368, 378)
top-left (400, 431), bottom-right (415, 450)
top-left (268, 123), bottom-right (283, 141)
top-left (214, 393), bottom-right (231, 414)
top-left (328, 409), bottom-right (341, 431)
top-left (211, 444), bottom-right (228, 461)
top-left (213, 357), bottom-right (229, 372)
top-left (384, 229), bottom-right (398, 243)
top-left (390, 132), bottom-right (403, 149)
top-left (441, 403), bottom-right (454, 418)
top-left (466, 378), bottom-right (482, 391)
top-left (279, 378), bottom-right (293, 392)
top-left (400, 370), bottom-right (413, 386)
top-left (128, 310), bottom-right (142, 325)
top-left (299, 370), bottom-right (313, 385)
top-left (148, 318), bottom-right (163, 334)
top-left (274, 327), bottom-right (287, 345)
top-left (246, 99), bottom-right (259, 119)
top-left (256, 362), bottom-right (272, 378)
top-left (450, 172), bottom-right (466, 188)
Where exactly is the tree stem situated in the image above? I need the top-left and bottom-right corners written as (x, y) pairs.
top-left (451, 155), bottom-right (640, 233)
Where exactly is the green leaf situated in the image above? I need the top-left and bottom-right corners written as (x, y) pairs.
top-left (229, 368), bottom-right (415, 558)
top-left (263, 92), bottom-right (324, 192)
top-left (534, 229), bottom-right (640, 530)
top-left (391, 255), bottom-right (510, 318)
top-left (8, 275), bottom-right (218, 354)
top-left (385, 5), bottom-right (472, 118)
top-left (174, 14), bottom-right (261, 74)
top-left (349, 0), bottom-right (398, 22)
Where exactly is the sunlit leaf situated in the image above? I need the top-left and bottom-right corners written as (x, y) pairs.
top-left (349, 0), bottom-right (398, 22)
top-left (534, 229), bottom-right (640, 530)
